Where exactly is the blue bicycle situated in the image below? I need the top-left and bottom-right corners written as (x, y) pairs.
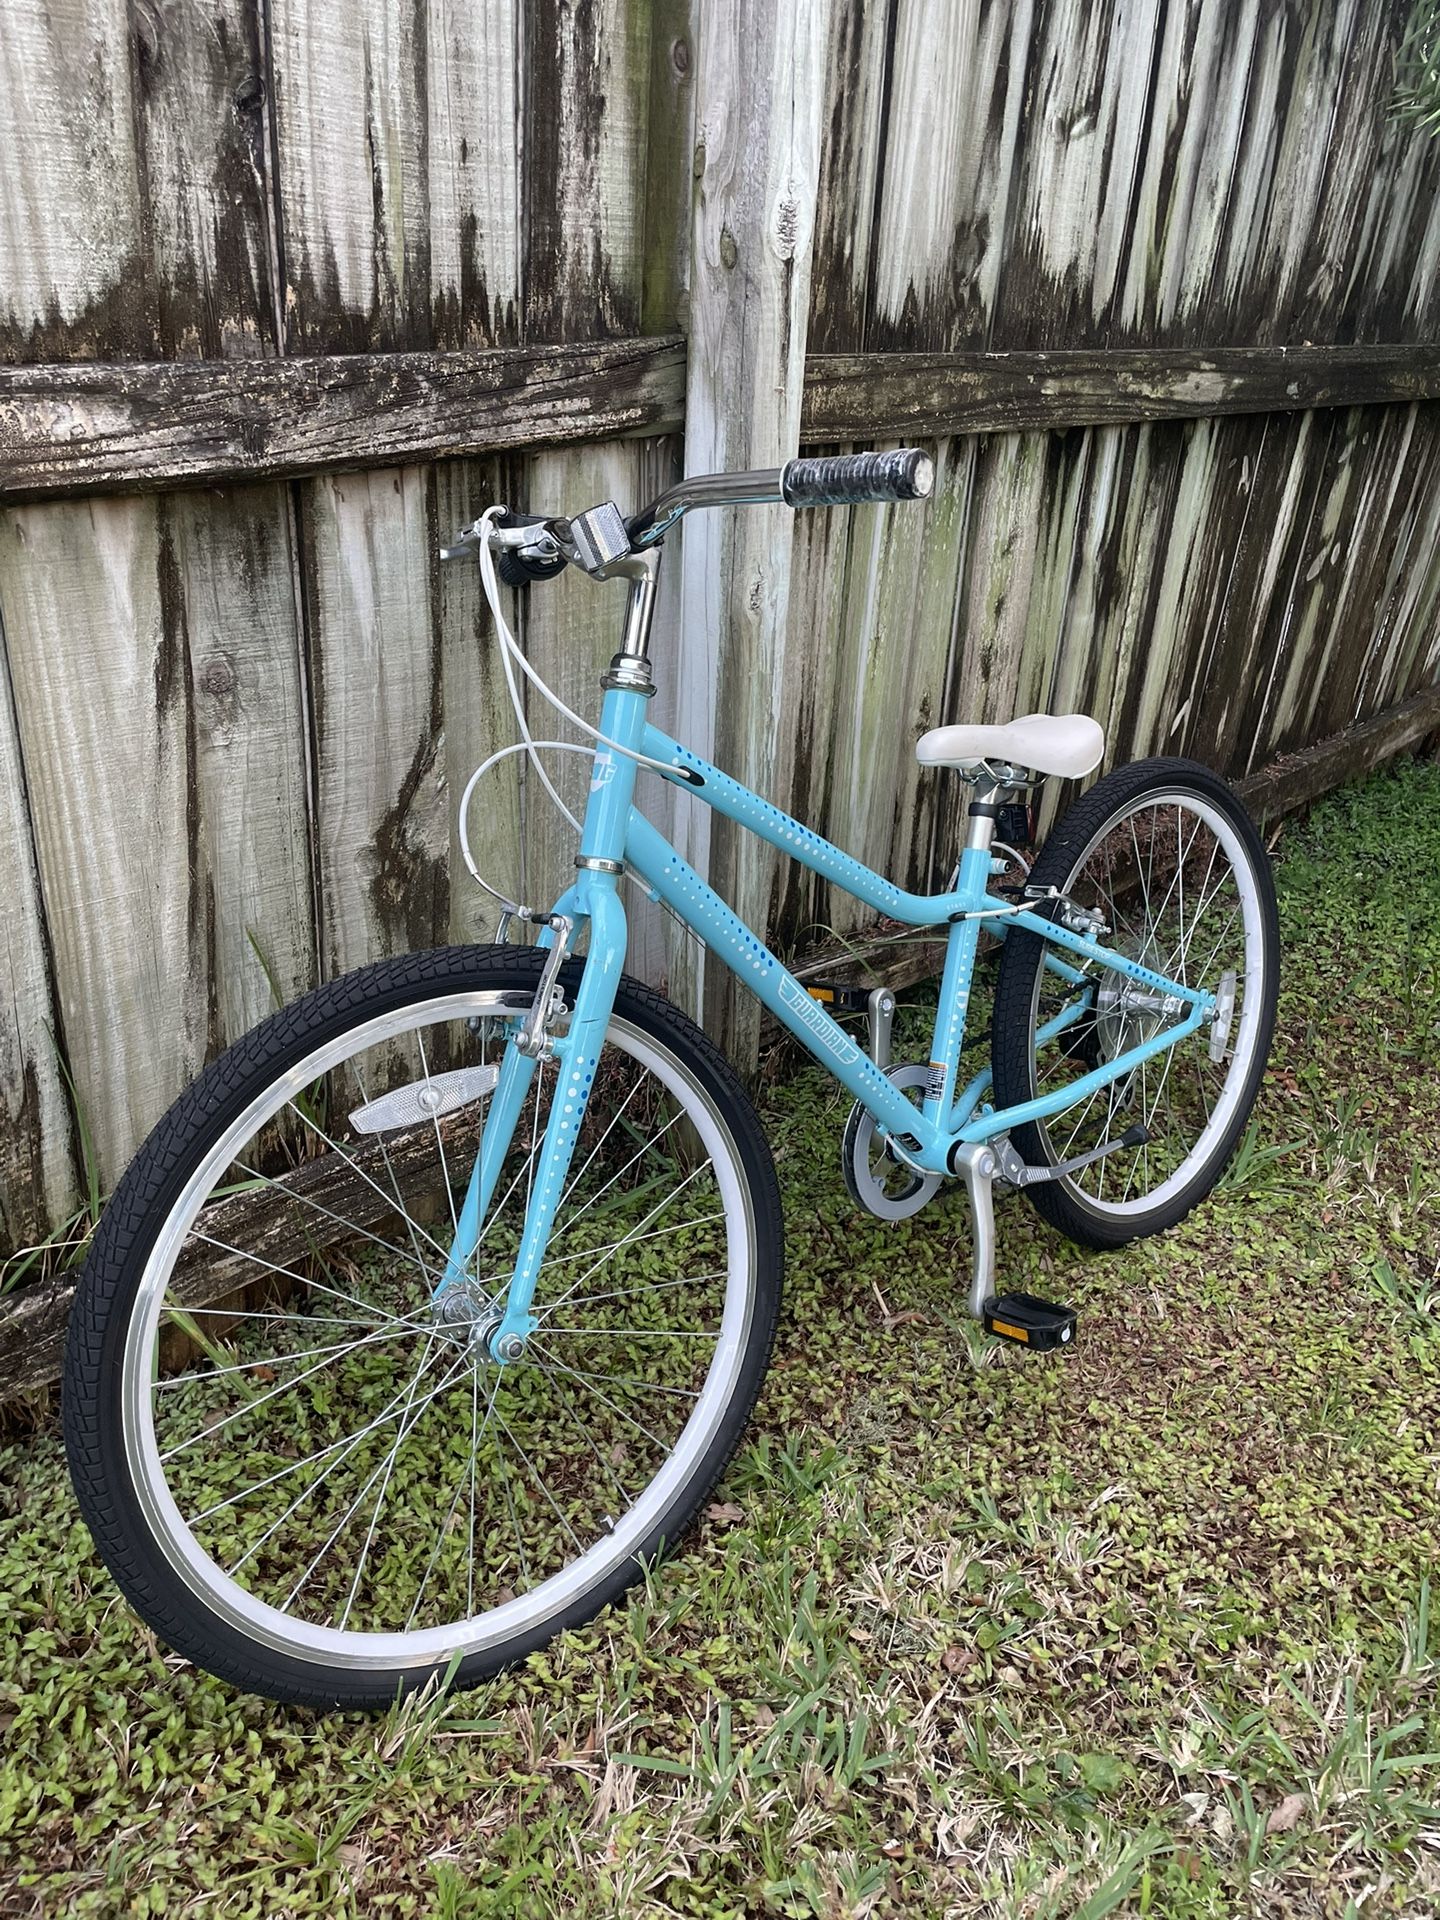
top-left (64, 451), bottom-right (1279, 1706)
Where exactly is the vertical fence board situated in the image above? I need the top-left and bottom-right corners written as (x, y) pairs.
top-left (0, 0), bottom-right (150, 362)
top-left (678, 0), bottom-right (833, 1053)
top-left (0, 501), bottom-right (213, 1184)
top-left (866, 0), bottom-right (1034, 352)
top-left (767, 501), bottom-right (856, 953)
top-left (821, 439), bottom-right (968, 929)
top-left (136, 0), bottom-right (280, 356)
top-left (433, 455), bottom-right (526, 945)
top-left (640, 0), bottom-right (697, 337)
top-left (166, 485), bottom-right (317, 1031)
top-left (304, 467), bottom-right (448, 977)
top-left (427, 0), bottom-right (523, 347)
top-left (819, 0), bottom-right (1440, 356)
top-left (806, 0), bottom-right (892, 354)
top-left (0, 623), bottom-right (76, 1254)
top-left (523, 0), bottom-right (651, 344)
top-left (269, 0), bottom-right (430, 351)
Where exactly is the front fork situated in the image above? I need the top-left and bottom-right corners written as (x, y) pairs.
top-left (437, 874), bottom-right (628, 1359)
top-left (437, 672), bottom-right (648, 1358)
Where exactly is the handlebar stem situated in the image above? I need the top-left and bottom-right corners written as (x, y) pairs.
top-left (599, 548), bottom-right (662, 678)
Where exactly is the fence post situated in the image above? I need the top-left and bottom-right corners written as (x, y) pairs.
top-left (672, 0), bottom-right (834, 1066)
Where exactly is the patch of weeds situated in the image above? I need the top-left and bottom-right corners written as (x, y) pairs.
top-left (3, 758), bottom-right (1440, 1916)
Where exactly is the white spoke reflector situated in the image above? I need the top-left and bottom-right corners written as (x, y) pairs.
top-left (348, 1064), bottom-right (499, 1134)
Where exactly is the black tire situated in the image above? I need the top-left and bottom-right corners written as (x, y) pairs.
top-left (991, 758), bottom-right (1279, 1250)
top-left (63, 945), bottom-right (782, 1709)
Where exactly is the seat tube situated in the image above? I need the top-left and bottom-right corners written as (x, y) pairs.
top-left (923, 784), bottom-right (1000, 1124)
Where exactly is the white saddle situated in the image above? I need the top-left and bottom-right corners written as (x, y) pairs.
top-left (915, 712), bottom-right (1104, 780)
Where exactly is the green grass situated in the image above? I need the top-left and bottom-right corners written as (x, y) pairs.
top-left (3, 755), bottom-right (1440, 1918)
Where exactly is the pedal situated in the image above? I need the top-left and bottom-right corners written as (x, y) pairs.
top-left (982, 1292), bottom-right (1078, 1352)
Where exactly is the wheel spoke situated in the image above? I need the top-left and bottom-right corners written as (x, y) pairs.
top-left (281, 1101), bottom-right (455, 1270)
top-left (186, 1231), bottom-right (433, 1335)
top-left (161, 1316), bottom-right (417, 1462)
top-left (1020, 789), bottom-right (1266, 1215)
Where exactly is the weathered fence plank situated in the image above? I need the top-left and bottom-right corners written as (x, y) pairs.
top-left (134, 0), bottom-right (280, 357)
top-left (816, 0), bottom-right (1440, 354)
top-left (12, 342), bottom-right (1439, 502)
top-left (640, 1), bottom-right (697, 337)
top-left (0, 486), bottom-right (317, 1189)
top-left (0, 618), bottom-right (77, 1253)
top-left (302, 467), bottom-right (449, 978)
top-left (0, 340), bottom-right (688, 500)
top-left (426, 0), bottom-right (523, 347)
top-left (0, 501), bottom-right (217, 1185)
top-left (677, 0), bottom-right (834, 1049)
top-left (1239, 685), bottom-right (1440, 821)
top-left (802, 347), bottom-right (1440, 441)
top-left (167, 486), bottom-right (319, 1031)
top-left (524, 0), bottom-right (651, 344)
top-left (806, 0), bottom-right (892, 356)
top-left (268, 0), bottom-right (431, 352)
top-left (433, 455), bottom-right (527, 946)
top-left (0, 0), bottom-right (151, 364)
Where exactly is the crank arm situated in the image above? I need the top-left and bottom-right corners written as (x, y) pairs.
top-left (994, 1123), bottom-right (1150, 1189)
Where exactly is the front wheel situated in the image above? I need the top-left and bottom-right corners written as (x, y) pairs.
top-left (991, 758), bottom-right (1279, 1249)
top-left (63, 946), bottom-right (782, 1708)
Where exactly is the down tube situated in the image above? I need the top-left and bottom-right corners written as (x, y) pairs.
top-left (624, 811), bottom-right (933, 1156)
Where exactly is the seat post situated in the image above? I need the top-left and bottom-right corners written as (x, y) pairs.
top-left (963, 773), bottom-right (1012, 855)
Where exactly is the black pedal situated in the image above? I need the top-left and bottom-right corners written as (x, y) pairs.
top-left (982, 1292), bottom-right (1078, 1352)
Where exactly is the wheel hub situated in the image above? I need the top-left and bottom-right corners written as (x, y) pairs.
top-left (433, 1284), bottom-right (505, 1357)
top-left (1094, 939), bottom-right (1167, 1064)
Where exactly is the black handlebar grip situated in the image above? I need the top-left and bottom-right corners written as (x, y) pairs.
top-left (780, 448), bottom-right (934, 508)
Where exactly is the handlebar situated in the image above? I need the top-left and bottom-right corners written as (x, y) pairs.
top-left (629, 447), bottom-right (934, 547)
top-left (442, 448), bottom-right (934, 584)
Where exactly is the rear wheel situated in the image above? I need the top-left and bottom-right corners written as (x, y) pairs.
top-left (64, 946), bottom-right (782, 1708)
top-left (991, 759), bottom-right (1279, 1248)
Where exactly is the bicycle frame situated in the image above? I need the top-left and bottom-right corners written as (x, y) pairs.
top-left (441, 674), bottom-right (1215, 1356)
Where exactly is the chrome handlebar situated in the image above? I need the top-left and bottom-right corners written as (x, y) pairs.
top-left (441, 449), bottom-right (934, 580)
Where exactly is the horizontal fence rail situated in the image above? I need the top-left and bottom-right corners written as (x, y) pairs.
top-left (802, 346), bottom-right (1440, 441)
top-left (6, 344), bottom-right (1440, 500)
top-left (0, 339), bottom-right (687, 500)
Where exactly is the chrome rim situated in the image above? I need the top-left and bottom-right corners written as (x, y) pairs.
top-left (120, 993), bottom-right (756, 1672)
top-left (1026, 792), bottom-right (1268, 1215)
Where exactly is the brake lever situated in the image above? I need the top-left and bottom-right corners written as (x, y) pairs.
top-left (439, 517), bottom-right (564, 565)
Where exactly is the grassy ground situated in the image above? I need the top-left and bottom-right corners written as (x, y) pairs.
top-left (2, 757), bottom-right (1439, 1920)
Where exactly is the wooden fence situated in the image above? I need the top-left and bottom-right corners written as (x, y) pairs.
top-left (2, 0), bottom-right (1439, 1270)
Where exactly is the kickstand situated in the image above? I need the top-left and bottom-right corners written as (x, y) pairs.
top-left (951, 1141), bottom-right (999, 1320)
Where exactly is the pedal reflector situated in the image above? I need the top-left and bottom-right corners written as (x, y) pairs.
top-left (982, 1292), bottom-right (1078, 1352)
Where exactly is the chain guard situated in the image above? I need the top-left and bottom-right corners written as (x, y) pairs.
top-left (841, 1063), bottom-right (944, 1221)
